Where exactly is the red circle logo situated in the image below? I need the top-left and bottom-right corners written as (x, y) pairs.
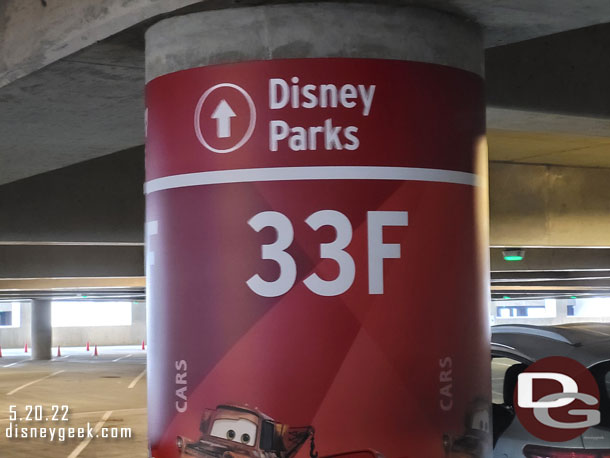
top-left (514, 356), bottom-right (600, 442)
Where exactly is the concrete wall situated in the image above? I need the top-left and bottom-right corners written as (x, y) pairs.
top-left (53, 300), bottom-right (146, 347)
top-left (490, 162), bottom-right (610, 247)
top-left (5, 149), bottom-right (610, 251)
top-left (0, 301), bottom-right (31, 349)
top-left (0, 301), bottom-right (146, 349)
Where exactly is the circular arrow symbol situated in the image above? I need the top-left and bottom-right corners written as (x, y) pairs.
top-left (194, 83), bottom-right (256, 154)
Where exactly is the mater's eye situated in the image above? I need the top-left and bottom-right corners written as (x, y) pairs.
top-left (210, 419), bottom-right (256, 445)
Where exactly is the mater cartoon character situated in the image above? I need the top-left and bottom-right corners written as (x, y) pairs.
top-left (177, 404), bottom-right (315, 458)
top-left (443, 399), bottom-right (492, 458)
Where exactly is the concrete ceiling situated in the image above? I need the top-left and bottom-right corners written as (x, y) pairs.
top-left (0, 33), bottom-right (145, 185)
top-left (488, 129), bottom-right (610, 168)
top-left (490, 248), bottom-right (610, 301)
top-left (2, 1), bottom-right (610, 186)
top-left (441, 0), bottom-right (610, 46)
top-left (0, 0), bottom-right (610, 184)
top-left (2, 26), bottom-right (610, 185)
top-left (5, 0), bottom-right (610, 88)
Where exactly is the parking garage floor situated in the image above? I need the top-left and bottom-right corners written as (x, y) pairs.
top-left (0, 346), bottom-right (148, 457)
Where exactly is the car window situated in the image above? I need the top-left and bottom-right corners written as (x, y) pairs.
top-left (589, 361), bottom-right (610, 427)
top-left (491, 356), bottom-right (522, 404)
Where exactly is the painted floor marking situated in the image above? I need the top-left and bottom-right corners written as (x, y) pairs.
top-left (128, 369), bottom-right (146, 389)
top-left (66, 410), bottom-right (113, 458)
top-left (7, 370), bottom-right (65, 395)
top-left (2, 359), bottom-right (29, 368)
top-left (112, 354), bottom-right (132, 362)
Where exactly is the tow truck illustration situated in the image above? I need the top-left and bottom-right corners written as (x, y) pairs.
top-left (443, 399), bottom-right (492, 458)
top-left (177, 404), bottom-right (385, 458)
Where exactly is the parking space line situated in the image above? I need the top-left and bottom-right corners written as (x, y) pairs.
top-left (112, 354), bottom-right (132, 362)
top-left (7, 370), bottom-right (65, 395)
top-left (67, 410), bottom-right (113, 458)
top-left (2, 359), bottom-right (29, 368)
top-left (128, 369), bottom-right (146, 389)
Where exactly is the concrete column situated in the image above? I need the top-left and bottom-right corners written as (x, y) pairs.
top-left (146, 4), bottom-right (482, 81)
top-left (145, 4), bottom-right (486, 457)
top-left (490, 302), bottom-right (499, 324)
top-left (555, 299), bottom-right (569, 323)
top-left (30, 299), bottom-right (52, 360)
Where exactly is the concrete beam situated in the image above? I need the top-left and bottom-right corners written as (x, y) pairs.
top-left (491, 270), bottom-right (610, 281)
top-left (487, 108), bottom-right (610, 138)
top-left (0, 0), bottom-right (202, 88)
top-left (0, 146), bottom-right (144, 243)
top-left (486, 22), bottom-right (610, 119)
top-left (490, 247), bottom-right (610, 300)
top-left (4, 151), bottom-right (609, 249)
top-left (490, 247), bottom-right (610, 271)
top-left (490, 162), bottom-right (610, 247)
top-left (0, 277), bottom-right (145, 301)
top-left (493, 278), bottom-right (610, 288)
top-left (0, 244), bottom-right (143, 278)
top-left (491, 285), bottom-right (610, 299)
top-left (0, 277), bottom-right (145, 291)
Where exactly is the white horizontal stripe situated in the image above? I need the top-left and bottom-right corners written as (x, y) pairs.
top-left (2, 359), bottom-right (29, 368)
top-left (113, 354), bottom-right (132, 362)
top-left (145, 166), bottom-right (478, 194)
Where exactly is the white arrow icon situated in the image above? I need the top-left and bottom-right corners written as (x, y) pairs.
top-left (211, 99), bottom-right (237, 138)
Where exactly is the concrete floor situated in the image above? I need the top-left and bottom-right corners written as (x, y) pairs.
top-left (0, 346), bottom-right (148, 457)
top-left (0, 347), bottom-right (513, 456)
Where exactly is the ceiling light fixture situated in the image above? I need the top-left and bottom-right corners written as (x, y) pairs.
top-left (502, 248), bottom-right (525, 261)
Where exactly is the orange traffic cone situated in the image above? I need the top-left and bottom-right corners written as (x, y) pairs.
top-left (86, 341), bottom-right (90, 351)
top-left (93, 345), bottom-right (98, 356)
top-left (24, 342), bottom-right (28, 353)
top-left (57, 346), bottom-right (61, 357)
top-left (141, 340), bottom-right (146, 350)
